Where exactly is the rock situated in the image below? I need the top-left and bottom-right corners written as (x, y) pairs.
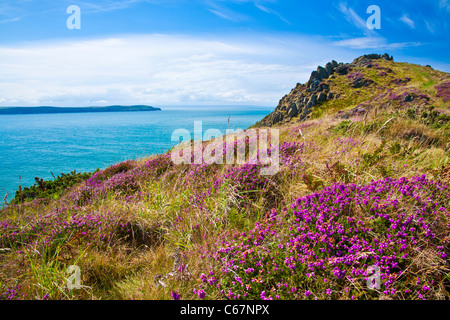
top-left (381, 53), bottom-right (394, 61)
top-left (335, 64), bottom-right (350, 75)
top-left (331, 60), bottom-right (339, 68)
top-left (317, 83), bottom-right (329, 92)
top-left (403, 94), bottom-right (414, 102)
top-left (317, 92), bottom-right (326, 103)
top-left (325, 62), bottom-right (333, 76)
top-left (287, 104), bottom-right (298, 118)
top-left (327, 92), bottom-right (334, 100)
top-left (310, 94), bottom-right (317, 106)
top-left (272, 112), bottom-right (283, 124)
top-left (308, 71), bottom-right (320, 86)
top-left (351, 77), bottom-right (374, 88)
top-left (317, 66), bottom-right (328, 80)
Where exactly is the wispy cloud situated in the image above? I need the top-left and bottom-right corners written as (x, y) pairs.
top-left (440, 0), bottom-right (450, 11)
top-left (425, 20), bottom-right (435, 34)
top-left (337, 2), bottom-right (376, 36)
top-left (0, 34), bottom-right (349, 107)
top-left (400, 14), bottom-right (415, 29)
top-left (333, 36), bottom-right (421, 50)
top-left (207, 8), bottom-right (236, 21)
top-left (254, 3), bottom-right (290, 25)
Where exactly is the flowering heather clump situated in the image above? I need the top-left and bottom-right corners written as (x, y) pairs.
top-left (0, 285), bottom-right (25, 300)
top-left (0, 209), bottom-right (132, 250)
top-left (378, 72), bottom-right (388, 77)
top-left (141, 154), bottom-right (174, 179)
top-left (436, 82), bottom-right (450, 102)
top-left (392, 78), bottom-right (411, 86)
top-left (87, 160), bottom-right (137, 185)
top-left (347, 73), bottom-right (363, 81)
top-left (199, 176), bottom-right (449, 300)
top-left (388, 91), bottom-right (404, 101)
top-left (215, 163), bottom-right (271, 205)
top-left (279, 141), bottom-right (304, 169)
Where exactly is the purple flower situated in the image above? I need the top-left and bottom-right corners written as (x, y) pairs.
top-left (198, 289), bottom-right (206, 299)
top-left (170, 291), bottom-right (181, 300)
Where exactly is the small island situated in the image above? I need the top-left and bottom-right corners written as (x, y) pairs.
top-left (0, 105), bottom-right (161, 115)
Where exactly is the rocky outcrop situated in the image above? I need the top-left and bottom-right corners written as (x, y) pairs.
top-left (258, 53), bottom-right (394, 127)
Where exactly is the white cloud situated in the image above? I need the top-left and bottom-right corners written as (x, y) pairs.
top-left (400, 14), bottom-right (415, 29)
top-left (0, 34), bottom-right (353, 107)
top-left (338, 2), bottom-right (376, 36)
top-left (333, 37), bottom-right (421, 49)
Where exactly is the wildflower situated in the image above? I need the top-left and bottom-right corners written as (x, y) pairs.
top-left (170, 291), bottom-right (181, 300)
top-left (198, 290), bottom-right (206, 299)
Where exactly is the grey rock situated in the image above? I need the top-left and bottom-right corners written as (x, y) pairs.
top-left (325, 62), bottom-right (333, 76)
top-left (327, 92), bottom-right (334, 100)
top-left (310, 93), bottom-right (317, 105)
top-left (272, 112), bottom-right (283, 124)
top-left (381, 53), bottom-right (394, 61)
top-left (317, 66), bottom-right (328, 80)
top-left (331, 60), bottom-right (338, 68)
top-left (351, 77), bottom-right (374, 88)
top-left (403, 94), bottom-right (414, 102)
top-left (287, 104), bottom-right (298, 118)
top-left (317, 92), bottom-right (326, 103)
top-left (335, 64), bottom-right (350, 75)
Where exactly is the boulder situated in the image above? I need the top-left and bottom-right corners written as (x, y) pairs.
top-left (317, 92), bottom-right (326, 103)
top-left (403, 94), bottom-right (414, 103)
top-left (317, 66), bottom-right (328, 80)
top-left (381, 53), bottom-right (394, 61)
top-left (272, 112), bottom-right (283, 124)
top-left (310, 93), bottom-right (317, 105)
top-left (325, 62), bottom-right (333, 76)
top-left (331, 60), bottom-right (339, 68)
top-left (287, 104), bottom-right (298, 118)
top-left (335, 64), bottom-right (350, 75)
top-left (351, 77), bottom-right (374, 88)
top-left (327, 92), bottom-right (334, 100)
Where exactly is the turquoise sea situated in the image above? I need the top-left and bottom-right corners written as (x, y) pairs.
top-left (0, 106), bottom-right (272, 204)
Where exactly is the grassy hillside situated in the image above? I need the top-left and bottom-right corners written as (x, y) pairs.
top-left (1, 54), bottom-right (449, 300)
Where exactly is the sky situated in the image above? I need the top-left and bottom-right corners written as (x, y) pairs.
top-left (0, 0), bottom-right (449, 107)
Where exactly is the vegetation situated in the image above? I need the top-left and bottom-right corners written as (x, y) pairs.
top-left (11, 170), bottom-right (97, 204)
top-left (1, 56), bottom-right (449, 300)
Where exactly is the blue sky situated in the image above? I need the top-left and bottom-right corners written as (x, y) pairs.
top-left (0, 0), bottom-right (449, 107)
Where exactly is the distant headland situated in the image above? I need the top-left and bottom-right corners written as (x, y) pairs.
top-left (0, 105), bottom-right (161, 115)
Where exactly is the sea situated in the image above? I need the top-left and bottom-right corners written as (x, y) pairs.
top-left (0, 106), bottom-right (272, 205)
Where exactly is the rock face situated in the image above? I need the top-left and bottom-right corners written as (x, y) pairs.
top-left (258, 53), bottom-right (394, 127)
top-left (351, 77), bottom-right (374, 88)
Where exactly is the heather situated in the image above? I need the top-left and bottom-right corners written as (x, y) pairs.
top-left (1, 55), bottom-right (449, 300)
